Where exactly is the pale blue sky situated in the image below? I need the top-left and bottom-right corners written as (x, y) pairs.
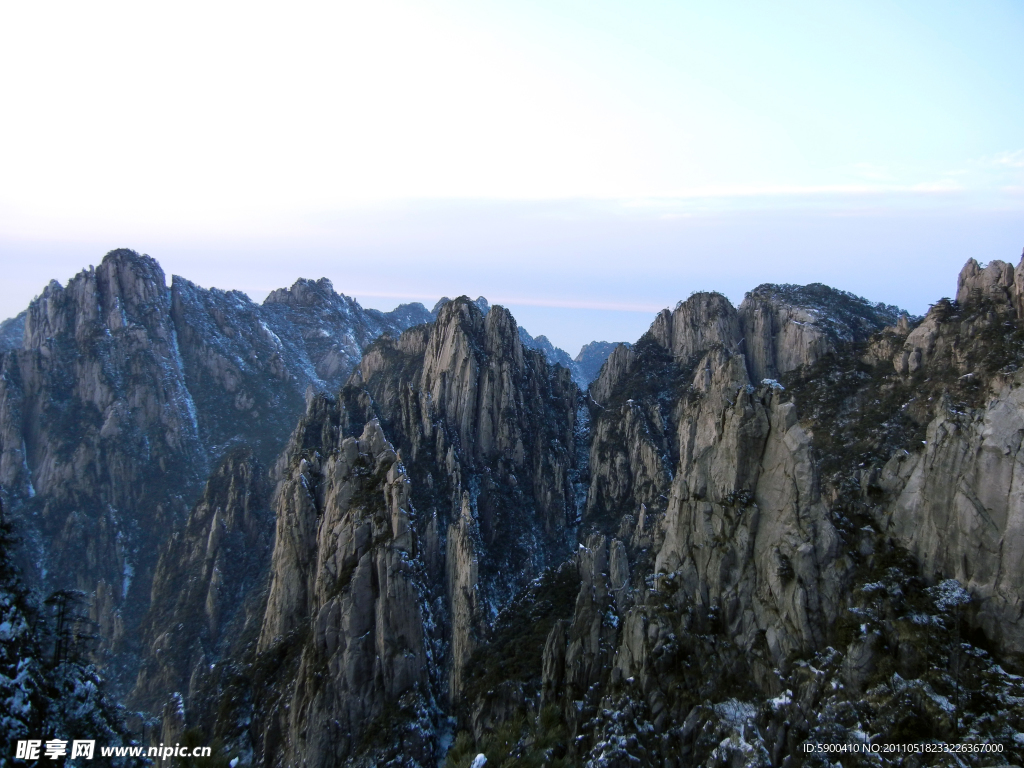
top-left (1, 1), bottom-right (1022, 352)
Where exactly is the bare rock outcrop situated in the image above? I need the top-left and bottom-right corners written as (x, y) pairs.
top-left (574, 341), bottom-right (627, 386)
top-left (589, 284), bottom-right (900, 401)
top-left (792, 250), bottom-right (1024, 665)
top-left (446, 492), bottom-right (482, 699)
top-left (650, 292), bottom-right (741, 362)
top-left (356, 298), bottom-right (581, 698)
top-left (588, 343), bottom-right (636, 407)
top-left (877, 261), bottom-right (1024, 655)
top-left (0, 311), bottom-right (25, 353)
top-left (738, 282), bottom-right (903, 382)
top-left (657, 362), bottom-right (841, 664)
top-left (0, 250), bottom-right (206, 673)
top-left (584, 400), bottom-right (672, 526)
top-left (256, 415), bottom-right (435, 767)
top-left (561, 535), bottom-right (620, 734)
top-left (956, 257), bottom-right (1016, 306)
top-left (0, 249), bottom-right (434, 695)
top-left (171, 274), bottom-right (432, 463)
top-left (131, 447), bottom-right (273, 714)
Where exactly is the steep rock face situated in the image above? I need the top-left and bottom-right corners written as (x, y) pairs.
top-left (587, 342), bottom-right (636, 407)
top-left (0, 250), bottom-right (205, 672)
top-left (898, 254), bottom-right (1024, 380)
top-left (0, 311), bottom-right (25, 353)
top-left (956, 257), bottom-right (1016, 306)
top-left (657, 367), bottom-right (841, 665)
top-left (649, 292), bottom-right (741, 363)
top-left (169, 278), bottom-right (305, 462)
top-left (574, 341), bottom-right (627, 386)
top-left (738, 282), bottom-right (904, 383)
top-left (434, 294), bottom-right (595, 386)
top-left (584, 398), bottom-right (672, 528)
top-left (0, 250), bottom-right (434, 693)
top-left (262, 277), bottom-right (432, 386)
top-left (131, 448), bottom-right (273, 714)
top-left (356, 299), bottom-right (580, 698)
top-left (446, 493), bottom-right (482, 698)
top-left (255, 414), bottom-right (435, 768)
top-left (740, 297), bottom-right (830, 383)
top-left (879, 381), bottom-right (1024, 655)
top-left (171, 275), bottom-right (432, 463)
top-left (586, 294), bottom-right (748, 529)
top-left (867, 254), bottom-right (1024, 658)
top-left (363, 299), bottom-right (579, 547)
top-left (431, 295), bottom-right (490, 319)
top-left (584, 285), bottom-right (904, 537)
top-left (588, 284), bottom-right (898, 411)
top-left (560, 535), bottom-right (620, 732)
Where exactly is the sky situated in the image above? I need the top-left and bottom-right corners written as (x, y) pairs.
top-left (1, 0), bottom-right (1022, 353)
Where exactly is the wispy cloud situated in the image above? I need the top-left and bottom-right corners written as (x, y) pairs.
top-left (993, 150), bottom-right (1024, 168)
top-left (619, 181), bottom-right (964, 206)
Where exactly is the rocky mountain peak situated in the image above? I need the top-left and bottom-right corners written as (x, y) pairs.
top-left (651, 291), bottom-right (740, 361)
top-left (956, 257), bottom-right (1016, 305)
top-left (738, 281), bottom-right (903, 383)
top-left (23, 248), bottom-right (171, 348)
top-left (431, 295), bottom-right (491, 318)
top-left (9, 249), bottom-right (1024, 766)
top-left (589, 282), bottom-right (902, 408)
top-left (574, 340), bottom-right (627, 384)
top-left (419, 297), bottom-right (531, 466)
top-left (264, 276), bottom-right (339, 307)
top-left (430, 295), bottom-right (618, 386)
top-left (95, 247), bottom-right (168, 305)
top-left (0, 251), bottom-right (447, 701)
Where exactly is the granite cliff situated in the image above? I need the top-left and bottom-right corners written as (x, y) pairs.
top-left (133, 296), bottom-right (580, 766)
top-left (0, 249), bottom-right (432, 694)
top-left (3, 249), bottom-right (1024, 767)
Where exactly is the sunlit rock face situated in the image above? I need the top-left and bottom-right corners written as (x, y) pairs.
top-left (876, 254), bottom-right (1024, 657)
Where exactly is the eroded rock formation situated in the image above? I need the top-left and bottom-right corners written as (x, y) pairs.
top-left (0, 249), bottom-right (433, 694)
top-left (6, 248), bottom-right (1024, 767)
top-left (0, 251), bottom-right (206, 677)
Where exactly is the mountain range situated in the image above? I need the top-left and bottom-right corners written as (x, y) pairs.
top-left (1, 248), bottom-right (1023, 767)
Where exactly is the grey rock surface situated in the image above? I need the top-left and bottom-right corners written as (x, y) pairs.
top-left (131, 447), bottom-right (273, 714)
top-left (0, 249), bottom-right (434, 694)
top-left (7, 248), bottom-right (1024, 767)
top-left (0, 251), bottom-right (206, 685)
top-left (574, 341), bottom-right (628, 386)
top-left (0, 310), bottom-right (25, 353)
